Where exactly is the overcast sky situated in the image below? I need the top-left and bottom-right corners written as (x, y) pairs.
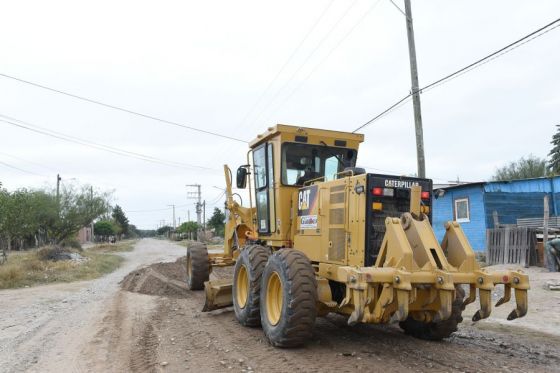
top-left (1, 0), bottom-right (559, 229)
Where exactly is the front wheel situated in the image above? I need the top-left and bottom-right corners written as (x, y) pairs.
top-left (233, 245), bottom-right (270, 326)
top-left (260, 249), bottom-right (317, 348)
top-left (185, 243), bottom-right (210, 290)
top-left (399, 285), bottom-right (465, 340)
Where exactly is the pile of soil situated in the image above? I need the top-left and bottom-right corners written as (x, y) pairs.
top-left (120, 257), bottom-right (189, 298)
top-left (37, 246), bottom-right (87, 262)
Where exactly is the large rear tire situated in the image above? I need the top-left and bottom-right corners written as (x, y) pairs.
top-left (399, 285), bottom-right (465, 341)
top-left (233, 245), bottom-right (270, 327)
top-left (185, 243), bottom-right (210, 290)
top-left (260, 249), bottom-right (317, 348)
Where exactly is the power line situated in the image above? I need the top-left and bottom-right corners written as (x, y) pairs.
top-left (208, 0), bottom-right (336, 165)
top-left (0, 114), bottom-right (218, 172)
top-left (422, 18), bottom-right (560, 93)
top-left (207, 190), bottom-right (226, 205)
top-left (237, 0), bottom-right (335, 128)
top-left (388, 0), bottom-right (406, 18)
top-left (0, 73), bottom-right (247, 143)
top-left (126, 207), bottom-right (173, 213)
top-left (126, 202), bottom-right (190, 213)
top-left (353, 17), bottom-right (560, 133)
top-left (0, 159), bottom-right (47, 177)
top-left (247, 0), bottom-right (360, 130)
top-left (262, 0), bottom-right (383, 122)
top-left (0, 151), bottom-right (57, 172)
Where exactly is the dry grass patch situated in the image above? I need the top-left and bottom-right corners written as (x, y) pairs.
top-left (0, 249), bottom-right (123, 289)
top-left (89, 239), bottom-right (137, 253)
top-left (176, 240), bottom-right (222, 251)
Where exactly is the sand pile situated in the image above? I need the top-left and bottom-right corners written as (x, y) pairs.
top-left (120, 257), bottom-right (189, 298)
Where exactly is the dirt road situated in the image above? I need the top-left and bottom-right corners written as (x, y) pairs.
top-left (2, 239), bottom-right (559, 373)
top-left (0, 239), bottom-right (184, 372)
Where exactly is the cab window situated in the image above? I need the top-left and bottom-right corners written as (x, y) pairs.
top-left (281, 142), bottom-right (355, 186)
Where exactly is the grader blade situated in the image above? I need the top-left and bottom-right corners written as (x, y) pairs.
top-left (202, 279), bottom-right (233, 312)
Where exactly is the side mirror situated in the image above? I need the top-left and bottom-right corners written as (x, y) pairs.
top-left (236, 166), bottom-right (248, 189)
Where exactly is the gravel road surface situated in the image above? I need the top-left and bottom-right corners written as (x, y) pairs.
top-left (1, 239), bottom-right (559, 373)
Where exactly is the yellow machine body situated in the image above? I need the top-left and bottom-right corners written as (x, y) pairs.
top-left (203, 124), bottom-right (529, 327)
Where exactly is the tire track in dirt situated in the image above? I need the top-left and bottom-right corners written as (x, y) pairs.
top-left (68, 251), bottom-right (559, 373)
top-left (140, 262), bottom-right (560, 373)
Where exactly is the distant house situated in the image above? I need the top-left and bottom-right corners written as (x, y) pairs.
top-left (432, 176), bottom-right (560, 251)
top-left (76, 226), bottom-right (93, 244)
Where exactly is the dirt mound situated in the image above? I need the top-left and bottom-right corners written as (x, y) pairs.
top-left (120, 257), bottom-right (189, 298)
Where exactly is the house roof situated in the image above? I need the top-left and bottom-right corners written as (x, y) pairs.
top-left (434, 182), bottom-right (484, 191)
top-left (434, 175), bottom-right (560, 192)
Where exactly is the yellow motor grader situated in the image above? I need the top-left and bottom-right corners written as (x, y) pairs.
top-left (185, 124), bottom-right (529, 347)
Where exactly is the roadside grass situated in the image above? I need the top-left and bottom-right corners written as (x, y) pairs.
top-left (88, 239), bottom-right (138, 253)
top-left (175, 240), bottom-right (222, 251)
top-left (0, 249), bottom-right (124, 290)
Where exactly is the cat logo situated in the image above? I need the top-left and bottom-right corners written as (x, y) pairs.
top-left (298, 189), bottom-right (311, 210)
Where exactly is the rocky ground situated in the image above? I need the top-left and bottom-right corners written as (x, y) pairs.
top-left (1, 239), bottom-right (559, 373)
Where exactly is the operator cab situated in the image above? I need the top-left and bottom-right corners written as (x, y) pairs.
top-left (235, 124), bottom-right (364, 241)
top-left (282, 142), bottom-right (357, 185)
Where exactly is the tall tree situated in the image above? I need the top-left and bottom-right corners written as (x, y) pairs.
top-left (94, 220), bottom-right (117, 236)
top-left (549, 124), bottom-right (560, 175)
top-left (49, 185), bottom-right (110, 243)
top-left (177, 221), bottom-right (199, 234)
top-left (157, 225), bottom-right (173, 235)
top-left (492, 154), bottom-right (549, 181)
top-left (207, 207), bottom-right (226, 236)
top-left (112, 205), bottom-right (129, 235)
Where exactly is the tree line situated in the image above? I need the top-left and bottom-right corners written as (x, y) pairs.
top-left (157, 207), bottom-right (226, 239)
top-left (0, 181), bottom-right (136, 250)
top-left (491, 125), bottom-right (560, 181)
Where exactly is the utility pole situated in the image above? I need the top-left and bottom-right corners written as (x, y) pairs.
top-left (202, 200), bottom-right (206, 232)
top-left (56, 174), bottom-right (62, 219)
top-left (404, 0), bottom-right (426, 178)
top-left (167, 204), bottom-right (176, 229)
top-left (90, 186), bottom-right (94, 242)
top-left (188, 210), bottom-right (191, 222)
top-left (186, 184), bottom-right (202, 240)
top-left (56, 174), bottom-right (61, 202)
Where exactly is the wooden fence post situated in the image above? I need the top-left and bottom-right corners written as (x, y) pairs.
top-left (543, 195), bottom-right (549, 268)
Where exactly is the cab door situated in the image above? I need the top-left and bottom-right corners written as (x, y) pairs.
top-left (253, 143), bottom-right (276, 235)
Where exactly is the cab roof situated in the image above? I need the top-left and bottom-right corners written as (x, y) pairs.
top-left (249, 124), bottom-right (364, 148)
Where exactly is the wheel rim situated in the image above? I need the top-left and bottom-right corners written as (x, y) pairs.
top-left (266, 271), bottom-right (283, 326)
top-left (236, 264), bottom-right (249, 309)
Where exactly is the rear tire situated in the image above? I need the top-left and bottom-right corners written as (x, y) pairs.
top-left (399, 285), bottom-right (465, 341)
top-left (260, 249), bottom-right (317, 347)
top-left (185, 243), bottom-right (210, 290)
top-left (233, 245), bottom-right (270, 327)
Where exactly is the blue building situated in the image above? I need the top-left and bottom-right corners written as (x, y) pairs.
top-left (432, 176), bottom-right (560, 251)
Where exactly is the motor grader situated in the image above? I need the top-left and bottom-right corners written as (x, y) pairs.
top-left (185, 124), bottom-right (529, 347)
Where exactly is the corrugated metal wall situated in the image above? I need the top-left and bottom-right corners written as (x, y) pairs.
top-left (484, 192), bottom-right (551, 226)
top-left (433, 176), bottom-right (560, 252)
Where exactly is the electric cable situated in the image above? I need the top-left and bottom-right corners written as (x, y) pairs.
top-left (0, 151), bottom-right (57, 172)
top-left (0, 159), bottom-right (47, 177)
top-left (0, 114), bottom-right (218, 172)
top-left (246, 0), bottom-right (360, 130)
top-left (353, 17), bottom-right (560, 133)
top-left (262, 0), bottom-right (383, 123)
top-left (0, 73), bottom-right (247, 143)
top-left (237, 0), bottom-right (335, 128)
